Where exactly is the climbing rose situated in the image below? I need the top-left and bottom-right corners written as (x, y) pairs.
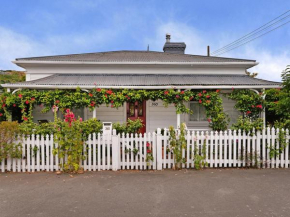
top-left (96, 88), bottom-right (101, 92)
top-left (25, 100), bottom-right (29, 104)
top-left (0, 113), bottom-right (2, 117)
top-left (18, 94), bottom-right (22, 98)
top-left (202, 90), bottom-right (206, 93)
top-left (147, 149), bottom-right (151, 153)
top-left (180, 91), bottom-right (185, 94)
top-left (189, 96), bottom-right (194, 101)
top-left (206, 100), bottom-right (211, 104)
top-left (55, 100), bottom-right (60, 104)
top-left (198, 93), bottom-right (202, 97)
top-left (13, 104), bottom-right (16, 107)
top-left (111, 104), bottom-right (114, 108)
top-left (256, 105), bottom-right (263, 109)
top-left (79, 118), bottom-right (83, 122)
top-left (106, 90), bottom-right (113, 95)
top-left (111, 100), bottom-right (114, 103)
top-left (246, 111), bottom-right (251, 115)
top-left (207, 118), bottom-right (211, 122)
top-left (251, 105), bottom-right (255, 108)
top-left (216, 89), bottom-right (220, 93)
top-left (176, 95), bottom-right (180, 98)
top-left (23, 117), bottom-right (28, 121)
top-left (199, 99), bottom-right (202, 104)
top-left (31, 97), bottom-right (35, 101)
top-left (89, 93), bottom-right (93, 97)
top-left (164, 91), bottom-right (169, 95)
top-left (146, 142), bottom-right (150, 147)
top-left (206, 95), bottom-right (210, 98)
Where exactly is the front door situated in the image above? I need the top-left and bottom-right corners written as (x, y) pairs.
top-left (127, 101), bottom-right (146, 134)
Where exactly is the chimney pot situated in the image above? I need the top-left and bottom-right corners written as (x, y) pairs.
top-left (166, 33), bottom-right (171, 42)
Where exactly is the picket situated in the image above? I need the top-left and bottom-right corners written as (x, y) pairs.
top-left (2, 127), bottom-right (290, 173)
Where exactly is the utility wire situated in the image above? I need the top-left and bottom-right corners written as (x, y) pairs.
top-left (211, 10), bottom-right (290, 56)
top-left (214, 20), bottom-right (290, 56)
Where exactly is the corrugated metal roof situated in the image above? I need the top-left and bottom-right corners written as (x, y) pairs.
top-left (6, 74), bottom-right (280, 87)
top-left (15, 51), bottom-right (256, 63)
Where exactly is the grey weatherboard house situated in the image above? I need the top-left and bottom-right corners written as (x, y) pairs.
top-left (2, 34), bottom-right (280, 132)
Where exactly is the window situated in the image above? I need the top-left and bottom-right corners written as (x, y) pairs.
top-left (189, 102), bottom-right (207, 121)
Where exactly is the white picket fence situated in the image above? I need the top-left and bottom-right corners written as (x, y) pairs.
top-left (0, 127), bottom-right (289, 172)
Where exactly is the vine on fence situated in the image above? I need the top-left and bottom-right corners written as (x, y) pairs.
top-left (193, 139), bottom-right (208, 170)
top-left (168, 123), bottom-right (187, 170)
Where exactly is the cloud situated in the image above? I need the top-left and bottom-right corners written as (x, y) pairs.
top-left (149, 22), bottom-right (289, 82)
top-left (0, 26), bottom-right (48, 70)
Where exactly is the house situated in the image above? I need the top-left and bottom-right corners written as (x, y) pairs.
top-left (2, 34), bottom-right (280, 132)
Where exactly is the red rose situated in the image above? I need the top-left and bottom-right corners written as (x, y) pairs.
top-left (180, 91), bottom-right (185, 94)
top-left (25, 100), bottom-right (29, 104)
top-left (203, 90), bottom-right (207, 93)
top-left (207, 118), bottom-right (211, 122)
top-left (199, 99), bottom-right (202, 104)
top-left (111, 100), bottom-right (114, 103)
top-left (106, 90), bottom-right (113, 95)
top-left (189, 96), bottom-right (194, 101)
top-left (251, 105), bottom-right (255, 108)
top-left (176, 95), bottom-right (180, 98)
top-left (206, 95), bottom-right (210, 99)
top-left (216, 89), bottom-right (220, 93)
top-left (146, 142), bottom-right (150, 147)
top-left (147, 149), bottom-right (151, 153)
top-left (96, 88), bottom-right (101, 92)
top-left (89, 93), bottom-right (93, 97)
top-left (0, 113), bottom-right (2, 117)
top-left (23, 117), bottom-right (28, 121)
top-left (206, 100), bottom-right (211, 104)
top-left (198, 93), bottom-right (202, 97)
top-left (13, 104), bottom-right (16, 107)
top-left (104, 94), bottom-right (108, 98)
top-left (111, 104), bottom-right (114, 108)
top-left (164, 91), bottom-right (169, 95)
top-left (18, 94), bottom-right (22, 98)
top-left (246, 111), bottom-right (251, 115)
top-left (31, 97), bottom-right (35, 101)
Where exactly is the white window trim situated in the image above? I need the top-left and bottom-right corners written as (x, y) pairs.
top-left (187, 102), bottom-right (208, 127)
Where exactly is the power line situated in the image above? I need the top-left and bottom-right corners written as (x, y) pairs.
top-left (214, 20), bottom-right (290, 56)
top-left (211, 10), bottom-right (290, 56)
top-left (211, 10), bottom-right (290, 55)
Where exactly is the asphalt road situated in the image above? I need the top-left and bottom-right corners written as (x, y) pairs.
top-left (0, 169), bottom-right (290, 217)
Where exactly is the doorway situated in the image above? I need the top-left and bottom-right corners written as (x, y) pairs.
top-left (127, 101), bottom-right (146, 134)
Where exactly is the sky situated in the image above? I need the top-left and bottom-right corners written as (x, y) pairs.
top-left (0, 0), bottom-right (290, 81)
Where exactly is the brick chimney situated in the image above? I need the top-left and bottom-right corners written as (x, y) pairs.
top-left (163, 33), bottom-right (186, 54)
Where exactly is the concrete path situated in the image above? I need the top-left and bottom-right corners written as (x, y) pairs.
top-left (0, 169), bottom-right (290, 217)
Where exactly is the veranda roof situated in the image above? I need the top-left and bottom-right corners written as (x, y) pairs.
top-left (2, 74), bottom-right (281, 90)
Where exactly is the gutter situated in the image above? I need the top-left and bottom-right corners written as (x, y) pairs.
top-left (1, 84), bottom-right (281, 90)
top-left (12, 60), bottom-right (258, 67)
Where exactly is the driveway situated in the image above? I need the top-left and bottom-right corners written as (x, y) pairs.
top-left (0, 169), bottom-right (289, 217)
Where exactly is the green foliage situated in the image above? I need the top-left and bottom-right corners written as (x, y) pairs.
top-left (0, 71), bottom-right (25, 92)
top-left (0, 88), bottom-right (228, 131)
top-left (228, 89), bottom-right (264, 119)
top-left (0, 121), bottom-right (22, 162)
top-left (113, 118), bottom-right (144, 134)
top-left (168, 123), bottom-right (187, 169)
top-left (231, 116), bottom-right (263, 134)
top-left (193, 139), bottom-right (208, 170)
top-left (53, 109), bottom-right (85, 172)
top-left (268, 121), bottom-right (288, 159)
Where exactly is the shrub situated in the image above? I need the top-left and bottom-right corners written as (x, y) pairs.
top-left (231, 116), bottom-right (263, 134)
top-left (113, 118), bottom-right (144, 134)
top-left (0, 121), bottom-right (22, 162)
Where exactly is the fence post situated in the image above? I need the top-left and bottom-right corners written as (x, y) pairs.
top-left (156, 128), bottom-right (163, 170)
top-left (112, 129), bottom-right (120, 171)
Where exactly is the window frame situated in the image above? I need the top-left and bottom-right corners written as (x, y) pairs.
top-left (187, 102), bottom-right (209, 127)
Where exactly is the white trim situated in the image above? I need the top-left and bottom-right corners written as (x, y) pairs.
top-left (13, 60), bottom-right (258, 67)
top-left (1, 84), bottom-right (281, 89)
